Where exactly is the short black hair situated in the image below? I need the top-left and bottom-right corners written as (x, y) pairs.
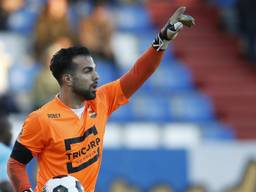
top-left (50, 46), bottom-right (91, 85)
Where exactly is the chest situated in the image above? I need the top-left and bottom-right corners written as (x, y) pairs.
top-left (45, 111), bottom-right (107, 154)
top-left (41, 113), bottom-right (106, 173)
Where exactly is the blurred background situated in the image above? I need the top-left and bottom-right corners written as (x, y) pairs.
top-left (0, 0), bottom-right (256, 191)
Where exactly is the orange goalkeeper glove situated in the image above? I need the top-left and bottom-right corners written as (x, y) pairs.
top-left (152, 6), bottom-right (195, 51)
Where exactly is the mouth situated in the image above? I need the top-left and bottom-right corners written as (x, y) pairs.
top-left (91, 82), bottom-right (98, 91)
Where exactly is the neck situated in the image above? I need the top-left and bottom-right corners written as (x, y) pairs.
top-left (58, 87), bottom-right (85, 109)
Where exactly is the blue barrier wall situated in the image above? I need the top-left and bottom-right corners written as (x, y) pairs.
top-left (96, 149), bottom-right (188, 192)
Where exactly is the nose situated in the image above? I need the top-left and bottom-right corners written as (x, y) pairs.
top-left (94, 71), bottom-right (100, 81)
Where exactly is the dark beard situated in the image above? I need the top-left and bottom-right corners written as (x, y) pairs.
top-left (72, 87), bottom-right (96, 100)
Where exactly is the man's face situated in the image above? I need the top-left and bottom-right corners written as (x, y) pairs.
top-left (71, 55), bottom-right (99, 100)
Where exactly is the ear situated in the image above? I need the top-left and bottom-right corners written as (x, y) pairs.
top-left (62, 74), bottom-right (73, 86)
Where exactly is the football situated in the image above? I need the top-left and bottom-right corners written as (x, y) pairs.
top-left (43, 175), bottom-right (84, 192)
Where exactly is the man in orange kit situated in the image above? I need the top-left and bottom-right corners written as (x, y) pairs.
top-left (7, 7), bottom-right (194, 192)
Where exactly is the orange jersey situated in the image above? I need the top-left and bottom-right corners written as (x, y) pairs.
top-left (18, 79), bottom-right (128, 192)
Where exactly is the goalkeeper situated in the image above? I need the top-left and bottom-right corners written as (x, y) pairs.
top-left (7, 7), bottom-right (194, 192)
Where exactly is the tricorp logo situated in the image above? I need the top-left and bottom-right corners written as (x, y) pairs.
top-left (64, 125), bottom-right (101, 173)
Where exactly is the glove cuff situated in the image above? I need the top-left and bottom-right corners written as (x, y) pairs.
top-left (152, 33), bottom-right (169, 51)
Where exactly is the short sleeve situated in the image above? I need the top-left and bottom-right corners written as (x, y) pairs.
top-left (98, 79), bottom-right (129, 116)
top-left (18, 112), bottom-right (47, 157)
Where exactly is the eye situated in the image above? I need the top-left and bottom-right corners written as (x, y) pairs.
top-left (83, 67), bottom-right (93, 73)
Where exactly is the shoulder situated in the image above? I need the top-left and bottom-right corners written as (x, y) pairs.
top-left (25, 98), bottom-right (57, 123)
top-left (97, 79), bottom-right (121, 94)
top-left (95, 80), bottom-right (120, 102)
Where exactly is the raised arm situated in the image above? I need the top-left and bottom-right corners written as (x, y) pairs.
top-left (120, 6), bottom-right (195, 98)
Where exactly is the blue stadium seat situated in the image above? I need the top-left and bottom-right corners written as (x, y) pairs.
top-left (0, 33), bottom-right (30, 62)
top-left (109, 104), bottom-right (133, 122)
top-left (200, 122), bottom-right (235, 140)
top-left (8, 9), bottom-right (38, 35)
top-left (130, 94), bottom-right (171, 122)
top-left (137, 32), bottom-right (156, 54)
top-left (8, 63), bottom-right (41, 93)
top-left (169, 92), bottom-right (215, 122)
top-left (161, 47), bottom-right (175, 65)
top-left (148, 64), bottom-right (194, 93)
top-left (96, 60), bottom-right (117, 85)
top-left (114, 5), bottom-right (154, 33)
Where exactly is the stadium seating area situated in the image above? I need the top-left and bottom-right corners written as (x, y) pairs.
top-left (2, 1), bottom-right (256, 191)
top-left (0, 0), bottom-right (242, 141)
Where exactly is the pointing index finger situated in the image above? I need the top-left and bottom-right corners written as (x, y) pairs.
top-left (169, 6), bottom-right (187, 24)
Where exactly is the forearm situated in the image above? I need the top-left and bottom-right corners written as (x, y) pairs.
top-left (120, 47), bottom-right (164, 98)
top-left (7, 158), bottom-right (32, 192)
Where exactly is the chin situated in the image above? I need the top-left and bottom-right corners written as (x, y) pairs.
top-left (74, 88), bottom-right (96, 100)
top-left (84, 92), bottom-right (96, 100)
top-left (86, 95), bottom-right (96, 100)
